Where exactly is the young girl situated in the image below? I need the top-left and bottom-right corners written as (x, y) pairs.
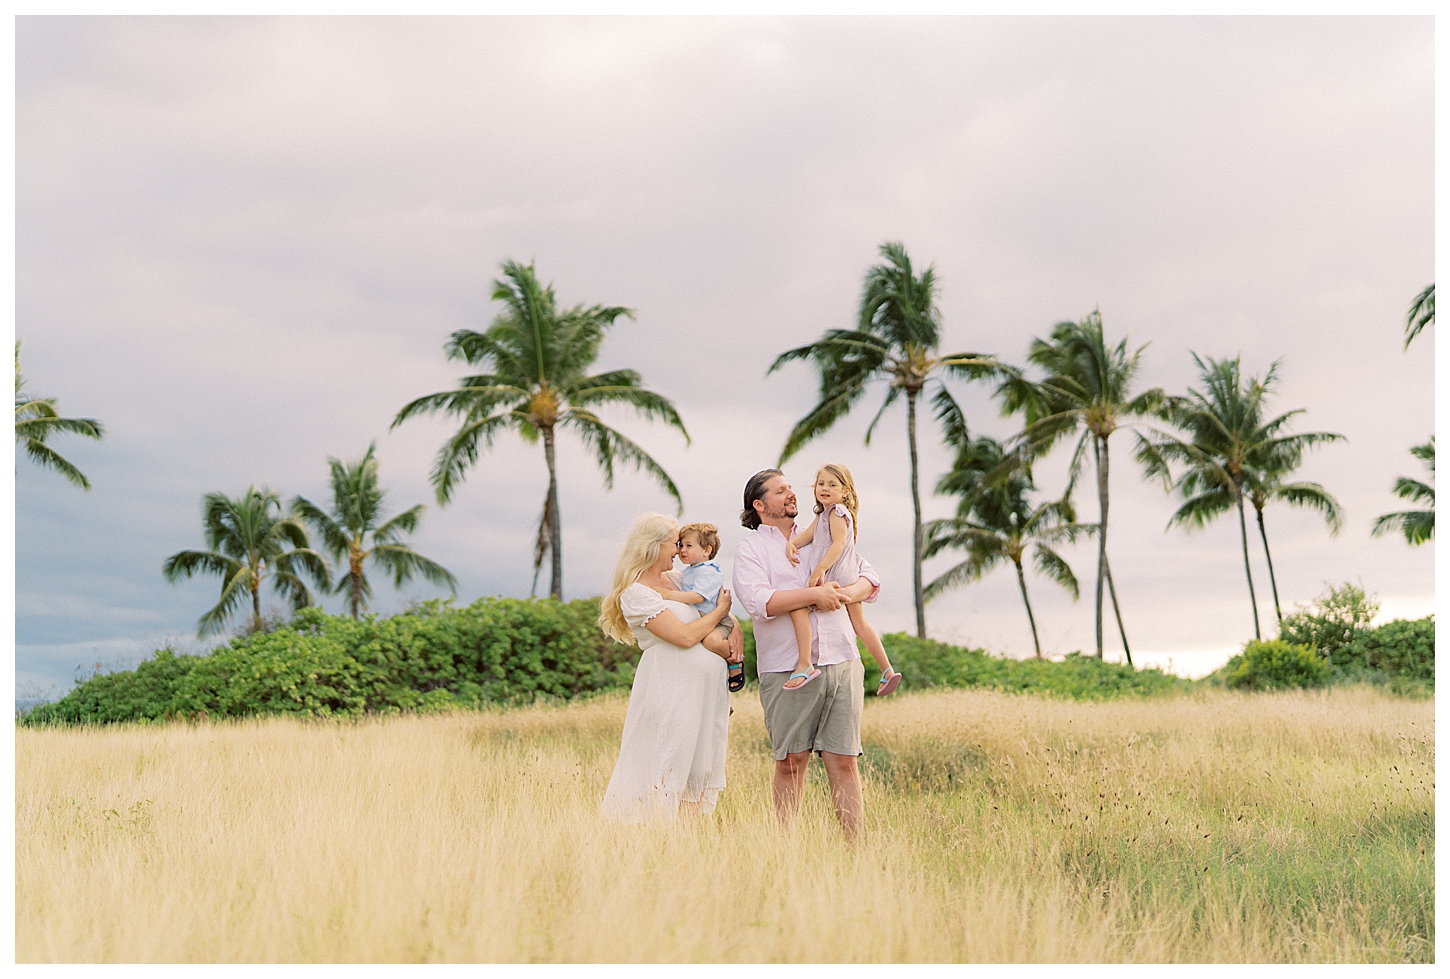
top-left (781, 463), bottom-right (902, 696)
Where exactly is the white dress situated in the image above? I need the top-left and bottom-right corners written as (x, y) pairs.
top-left (600, 582), bottom-right (730, 823)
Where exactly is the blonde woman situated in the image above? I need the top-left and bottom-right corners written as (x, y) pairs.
top-left (599, 512), bottom-right (742, 823)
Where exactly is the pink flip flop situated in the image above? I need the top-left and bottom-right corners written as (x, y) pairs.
top-left (876, 669), bottom-right (902, 697)
top-left (784, 667), bottom-right (821, 691)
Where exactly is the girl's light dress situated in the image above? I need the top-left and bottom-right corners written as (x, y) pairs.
top-left (808, 503), bottom-right (867, 586)
top-left (600, 582), bottom-right (730, 824)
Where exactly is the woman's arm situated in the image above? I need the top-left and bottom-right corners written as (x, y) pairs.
top-left (643, 589), bottom-right (733, 649)
top-left (652, 586), bottom-right (707, 605)
top-left (807, 510), bottom-right (850, 586)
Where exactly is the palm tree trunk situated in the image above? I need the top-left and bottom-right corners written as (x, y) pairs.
top-left (542, 425), bottom-right (563, 600)
top-left (251, 569), bottom-right (262, 633)
top-left (1093, 436), bottom-right (1108, 659)
top-left (1236, 491), bottom-right (1261, 640)
top-left (907, 388), bottom-right (926, 638)
top-left (1255, 504), bottom-right (1283, 625)
top-left (1102, 557), bottom-right (1132, 666)
top-left (1014, 557), bottom-right (1042, 658)
top-left (350, 570), bottom-right (363, 619)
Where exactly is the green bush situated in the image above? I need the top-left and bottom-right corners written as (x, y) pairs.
top-left (21, 597), bottom-right (639, 726)
top-left (869, 635), bottom-right (1189, 699)
top-left (1336, 616), bottom-right (1434, 682)
top-left (1221, 639), bottom-right (1328, 691)
top-left (735, 620), bottom-right (1187, 699)
top-left (1278, 582), bottom-right (1379, 660)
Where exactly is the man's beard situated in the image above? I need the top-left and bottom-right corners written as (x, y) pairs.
top-left (766, 499), bottom-right (797, 520)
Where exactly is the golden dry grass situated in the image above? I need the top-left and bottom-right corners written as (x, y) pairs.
top-left (16, 684), bottom-right (1433, 962)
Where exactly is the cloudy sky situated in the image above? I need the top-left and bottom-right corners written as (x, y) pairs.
top-left (13, 16), bottom-right (1435, 698)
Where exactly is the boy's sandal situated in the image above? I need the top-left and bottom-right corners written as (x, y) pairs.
top-left (727, 661), bottom-right (746, 692)
top-left (876, 669), bottom-right (902, 697)
top-left (784, 667), bottom-right (821, 691)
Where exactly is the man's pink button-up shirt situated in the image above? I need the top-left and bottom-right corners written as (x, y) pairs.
top-left (731, 523), bottom-right (881, 676)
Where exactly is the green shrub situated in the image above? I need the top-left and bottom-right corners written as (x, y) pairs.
top-left (863, 634), bottom-right (1189, 699)
top-left (736, 620), bottom-right (1185, 699)
top-left (1222, 639), bottom-right (1328, 691)
top-left (1336, 616), bottom-right (1434, 682)
top-left (1278, 582), bottom-right (1379, 660)
top-left (21, 597), bottom-right (639, 726)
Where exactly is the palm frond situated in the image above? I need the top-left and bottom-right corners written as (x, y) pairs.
top-left (372, 504), bottom-right (425, 544)
top-left (1405, 283), bottom-right (1434, 347)
top-left (195, 566), bottom-right (256, 637)
top-left (1032, 545), bottom-right (1080, 600)
top-left (291, 496), bottom-right (351, 560)
top-left (370, 544), bottom-right (459, 591)
top-left (1372, 509), bottom-right (1434, 545)
top-left (1266, 481), bottom-right (1344, 535)
top-left (563, 410), bottom-right (684, 513)
top-left (17, 437), bottom-right (93, 490)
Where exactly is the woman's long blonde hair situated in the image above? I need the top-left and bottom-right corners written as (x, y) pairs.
top-left (598, 512), bottom-right (680, 645)
top-left (812, 463), bottom-right (860, 541)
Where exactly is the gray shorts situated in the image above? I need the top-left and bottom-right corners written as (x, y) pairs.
top-left (758, 658), bottom-right (864, 761)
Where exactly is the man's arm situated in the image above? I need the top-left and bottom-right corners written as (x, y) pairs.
top-left (765, 583), bottom-right (846, 618)
top-left (734, 538), bottom-right (844, 619)
top-left (841, 559), bottom-right (881, 604)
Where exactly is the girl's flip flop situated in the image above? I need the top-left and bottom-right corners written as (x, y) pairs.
top-left (728, 661), bottom-right (746, 692)
top-left (784, 668), bottom-right (821, 690)
top-left (876, 669), bottom-right (901, 697)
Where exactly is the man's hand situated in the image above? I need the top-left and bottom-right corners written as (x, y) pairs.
top-left (808, 582), bottom-right (845, 612)
top-left (727, 623), bottom-right (744, 663)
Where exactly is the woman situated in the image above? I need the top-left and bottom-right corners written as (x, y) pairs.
top-left (599, 512), bottom-right (742, 823)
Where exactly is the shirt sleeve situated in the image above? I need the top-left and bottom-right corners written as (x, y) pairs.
top-left (854, 552), bottom-right (882, 604)
top-left (685, 563), bottom-right (723, 600)
top-left (731, 540), bottom-right (777, 621)
top-left (619, 583), bottom-right (668, 628)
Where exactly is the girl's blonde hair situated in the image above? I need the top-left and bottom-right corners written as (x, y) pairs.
top-left (598, 512), bottom-right (680, 645)
top-left (813, 463), bottom-right (860, 540)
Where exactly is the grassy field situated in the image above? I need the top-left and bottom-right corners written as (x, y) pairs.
top-left (15, 685), bottom-right (1433, 962)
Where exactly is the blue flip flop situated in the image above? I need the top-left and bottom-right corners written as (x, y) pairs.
top-left (728, 661), bottom-right (746, 692)
top-left (784, 667), bottom-right (821, 690)
top-left (876, 669), bottom-right (902, 697)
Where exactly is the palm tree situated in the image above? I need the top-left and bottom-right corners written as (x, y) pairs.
top-left (770, 241), bottom-right (998, 637)
top-left (1373, 438), bottom-right (1434, 545)
top-left (15, 341), bottom-right (103, 490)
top-left (923, 418), bottom-right (1088, 658)
top-left (392, 258), bottom-right (688, 600)
top-left (292, 443), bottom-right (458, 618)
top-left (997, 310), bottom-right (1163, 662)
top-left (1138, 355), bottom-right (1344, 640)
top-left (163, 486), bottom-right (330, 636)
top-left (1405, 284), bottom-right (1433, 348)
top-left (1243, 444), bottom-right (1343, 625)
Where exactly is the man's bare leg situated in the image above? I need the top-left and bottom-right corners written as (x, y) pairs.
top-left (773, 751), bottom-right (810, 824)
top-left (821, 751), bottom-right (863, 842)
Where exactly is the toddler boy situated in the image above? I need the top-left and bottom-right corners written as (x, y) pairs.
top-left (658, 522), bottom-right (742, 690)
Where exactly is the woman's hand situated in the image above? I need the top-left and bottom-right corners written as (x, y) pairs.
top-left (785, 541), bottom-right (800, 566)
top-left (727, 622), bottom-right (743, 663)
top-left (643, 588), bottom-right (733, 651)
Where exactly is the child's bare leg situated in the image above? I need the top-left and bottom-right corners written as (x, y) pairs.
top-left (784, 608), bottom-right (815, 689)
top-left (847, 601), bottom-right (893, 674)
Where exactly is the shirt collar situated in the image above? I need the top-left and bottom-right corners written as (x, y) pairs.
top-left (757, 522), bottom-right (797, 541)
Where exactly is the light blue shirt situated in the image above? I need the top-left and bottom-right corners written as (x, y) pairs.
top-left (679, 560), bottom-right (724, 614)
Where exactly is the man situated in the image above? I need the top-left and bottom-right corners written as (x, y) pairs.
top-left (731, 468), bottom-right (880, 840)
